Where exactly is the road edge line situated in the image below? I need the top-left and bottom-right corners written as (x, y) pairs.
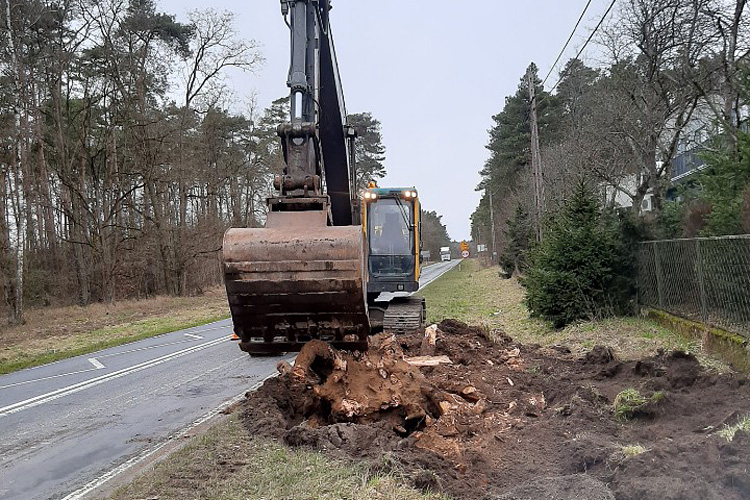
top-left (60, 371), bottom-right (279, 500)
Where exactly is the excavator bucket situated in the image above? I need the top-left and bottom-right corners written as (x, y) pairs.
top-left (222, 204), bottom-right (370, 354)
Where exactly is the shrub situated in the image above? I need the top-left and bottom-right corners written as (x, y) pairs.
top-left (698, 131), bottom-right (750, 236)
top-left (522, 181), bottom-right (635, 327)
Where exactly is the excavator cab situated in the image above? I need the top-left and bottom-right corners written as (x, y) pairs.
top-left (363, 186), bottom-right (421, 298)
top-left (363, 185), bottom-right (426, 334)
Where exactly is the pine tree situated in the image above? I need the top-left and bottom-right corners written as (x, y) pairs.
top-left (347, 112), bottom-right (386, 191)
top-left (499, 203), bottom-right (534, 277)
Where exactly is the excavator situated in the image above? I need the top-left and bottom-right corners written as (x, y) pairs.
top-left (222, 0), bottom-right (425, 355)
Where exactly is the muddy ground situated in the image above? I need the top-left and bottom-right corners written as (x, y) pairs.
top-left (242, 320), bottom-right (750, 500)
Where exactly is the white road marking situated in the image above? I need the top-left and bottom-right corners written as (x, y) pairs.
top-left (59, 372), bottom-right (279, 500)
top-left (178, 324), bottom-right (231, 336)
top-left (10, 322), bottom-right (231, 375)
top-left (0, 336), bottom-right (227, 418)
top-left (0, 367), bottom-right (99, 390)
top-left (0, 336), bottom-right (224, 389)
top-left (97, 326), bottom-right (229, 358)
top-left (97, 339), bottom-right (194, 358)
top-left (88, 358), bottom-right (105, 370)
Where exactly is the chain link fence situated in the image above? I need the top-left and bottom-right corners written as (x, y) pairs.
top-left (638, 235), bottom-right (750, 339)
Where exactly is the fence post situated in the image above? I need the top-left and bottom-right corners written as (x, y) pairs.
top-left (695, 239), bottom-right (708, 322)
top-left (653, 241), bottom-right (665, 309)
top-left (635, 243), bottom-right (641, 312)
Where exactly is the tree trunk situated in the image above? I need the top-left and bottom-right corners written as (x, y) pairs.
top-left (0, 167), bottom-right (13, 320)
top-left (5, 0), bottom-right (25, 325)
top-left (723, 0), bottom-right (747, 153)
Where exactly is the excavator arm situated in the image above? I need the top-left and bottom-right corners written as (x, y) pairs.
top-left (277, 0), bottom-right (357, 225)
top-left (222, 0), bottom-right (369, 354)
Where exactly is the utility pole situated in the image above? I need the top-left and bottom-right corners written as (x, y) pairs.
top-left (488, 188), bottom-right (497, 264)
top-left (527, 70), bottom-right (544, 243)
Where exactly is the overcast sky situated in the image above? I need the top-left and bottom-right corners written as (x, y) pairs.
top-left (160, 0), bottom-right (612, 241)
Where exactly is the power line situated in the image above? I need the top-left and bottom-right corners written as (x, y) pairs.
top-left (541, 0), bottom-right (618, 101)
top-left (541, 0), bottom-right (594, 87)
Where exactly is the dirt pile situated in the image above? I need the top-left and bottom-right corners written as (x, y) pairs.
top-left (242, 320), bottom-right (750, 500)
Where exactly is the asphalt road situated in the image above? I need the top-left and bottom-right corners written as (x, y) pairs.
top-left (417, 258), bottom-right (462, 289)
top-left (376, 258), bottom-right (461, 302)
top-left (0, 259), bottom-right (460, 500)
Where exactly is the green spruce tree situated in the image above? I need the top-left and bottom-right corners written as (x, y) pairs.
top-left (523, 182), bottom-right (634, 327)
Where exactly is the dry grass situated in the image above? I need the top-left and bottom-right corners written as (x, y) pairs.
top-left (0, 287), bottom-right (230, 374)
top-left (108, 413), bottom-right (444, 500)
top-left (418, 259), bottom-right (733, 370)
top-left (717, 415), bottom-right (750, 442)
top-left (613, 388), bottom-right (666, 421)
top-left (622, 444), bottom-right (648, 457)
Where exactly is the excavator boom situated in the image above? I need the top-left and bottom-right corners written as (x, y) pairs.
top-left (222, 0), bottom-right (369, 354)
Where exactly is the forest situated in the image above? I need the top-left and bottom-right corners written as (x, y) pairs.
top-left (0, 0), bottom-right (453, 324)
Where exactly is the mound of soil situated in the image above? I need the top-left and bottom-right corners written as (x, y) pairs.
top-left (242, 320), bottom-right (750, 500)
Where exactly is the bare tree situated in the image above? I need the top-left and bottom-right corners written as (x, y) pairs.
top-left (691, 0), bottom-right (749, 148)
top-left (593, 0), bottom-right (720, 212)
top-left (2, 0), bottom-right (30, 324)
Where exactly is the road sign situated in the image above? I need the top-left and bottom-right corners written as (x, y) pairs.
top-left (460, 240), bottom-right (469, 252)
top-left (461, 250), bottom-right (470, 258)
top-left (477, 244), bottom-right (487, 252)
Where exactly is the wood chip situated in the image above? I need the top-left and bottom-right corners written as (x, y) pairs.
top-left (333, 357), bottom-right (347, 371)
top-left (276, 361), bottom-right (292, 375)
top-left (472, 399), bottom-right (488, 414)
top-left (421, 324), bottom-right (439, 355)
top-left (405, 355), bottom-right (452, 367)
top-left (340, 399), bottom-right (365, 417)
top-left (506, 377), bottom-right (514, 386)
top-left (461, 385), bottom-right (477, 396)
top-left (424, 324), bottom-right (438, 345)
top-left (439, 401), bottom-right (452, 415)
top-left (460, 385), bottom-right (481, 402)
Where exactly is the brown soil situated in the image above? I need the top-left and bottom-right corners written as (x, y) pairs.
top-left (242, 320), bottom-right (750, 500)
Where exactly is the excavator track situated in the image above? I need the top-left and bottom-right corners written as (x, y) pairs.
top-left (383, 296), bottom-right (425, 334)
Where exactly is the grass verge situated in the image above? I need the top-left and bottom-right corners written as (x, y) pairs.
top-left (417, 259), bottom-right (734, 370)
top-left (0, 288), bottom-right (230, 375)
top-left (107, 413), bottom-right (443, 500)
